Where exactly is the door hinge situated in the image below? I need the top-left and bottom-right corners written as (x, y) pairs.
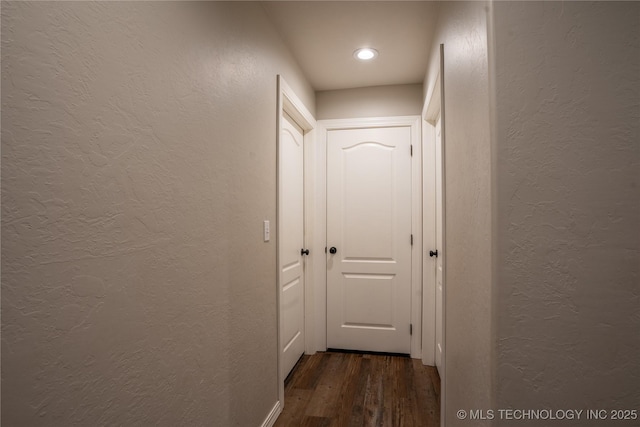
top-left (410, 324), bottom-right (413, 335)
top-left (410, 144), bottom-right (413, 156)
top-left (411, 234), bottom-right (413, 246)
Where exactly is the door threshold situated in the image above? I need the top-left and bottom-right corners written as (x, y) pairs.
top-left (326, 348), bottom-right (410, 358)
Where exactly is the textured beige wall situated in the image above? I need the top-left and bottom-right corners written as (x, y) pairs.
top-left (315, 84), bottom-right (423, 120)
top-left (1, 2), bottom-right (314, 425)
top-left (423, 2), bottom-right (493, 425)
top-left (492, 2), bottom-right (640, 424)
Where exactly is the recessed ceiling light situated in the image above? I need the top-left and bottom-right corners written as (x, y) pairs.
top-left (354, 48), bottom-right (378, 61)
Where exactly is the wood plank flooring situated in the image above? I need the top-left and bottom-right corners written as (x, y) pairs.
top-left (275, 351), bottom-right (441, 427)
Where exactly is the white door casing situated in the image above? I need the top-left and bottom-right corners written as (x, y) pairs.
top-left (280, 113), bottom-right (305, 378)
top-left (312, 116), bottom-right (421, 357)
top-left (326, 125), bottom-right (413, 354)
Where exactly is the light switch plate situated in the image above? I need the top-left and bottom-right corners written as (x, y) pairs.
top-left (263, 220), bottom-right (270, 242)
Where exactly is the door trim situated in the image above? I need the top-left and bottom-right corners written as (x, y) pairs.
top-left (276, 76), bottom-right (316, 407)
top-left (315, 115), bottom-right (422, 358)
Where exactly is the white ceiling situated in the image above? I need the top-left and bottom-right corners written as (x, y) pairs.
top-left (262, 1), bottom-right (439, 92)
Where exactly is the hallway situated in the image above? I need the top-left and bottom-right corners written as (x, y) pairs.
top-left (275, 351), bottom-right (440, 427)
top-left (1, 2), bottom-right (638, 426)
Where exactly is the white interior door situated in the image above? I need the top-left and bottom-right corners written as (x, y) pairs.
top-left (435, 115), bottom-right (444, 374)
top-left (280, 113), bottom-right (305, 377)
top-left (326, 126), bottom-right (412, 354)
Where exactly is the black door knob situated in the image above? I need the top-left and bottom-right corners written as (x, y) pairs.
top-left (301, 249), bottom-right (310, 256)
top-left (429, 250), bottom-right (438, 258)
top-left (329, 247), bottom-right (337, 254)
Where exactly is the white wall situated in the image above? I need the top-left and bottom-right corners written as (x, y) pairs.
top-left (425, 3), bottom-right (639, 425)
top-left (1, 2), bottom-right (314, 425)
top-left (423, 2), bottom-right (494, 425)
top-left (492, 1), bottom-right (640, 423)
top-left (316, 84), bottom-right (423, 120)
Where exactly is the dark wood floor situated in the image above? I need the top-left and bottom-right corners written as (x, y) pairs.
top-left (274, 351), bottom-right (441, 427)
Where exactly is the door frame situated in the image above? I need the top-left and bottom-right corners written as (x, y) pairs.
top-left (276, 76), bottom-right (316, 407)
top-left (422, 44), bottom-right (446, 427)
top-left (314, 116), bottom-right (423, 359)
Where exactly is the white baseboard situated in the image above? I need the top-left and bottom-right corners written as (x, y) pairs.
top-left (261, 400), bottom-right (282, 427)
